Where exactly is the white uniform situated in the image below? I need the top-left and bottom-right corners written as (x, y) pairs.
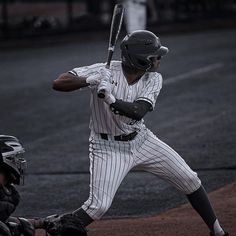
top-left (69, 61), bottom-right (201, 220)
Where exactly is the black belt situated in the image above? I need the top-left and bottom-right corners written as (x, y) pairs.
top-left (100, 131), bottom-right (138, 141)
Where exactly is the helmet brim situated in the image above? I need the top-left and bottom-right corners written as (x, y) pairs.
top-left (151, 46), bottom-right (169, 57)
top-left (142, 45), bottom-right (169, 59)
top-left (158, 46), bottom-right (169, 56)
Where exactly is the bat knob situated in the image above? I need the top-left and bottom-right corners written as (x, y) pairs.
top-left (98, 90), bottom-right (106, 98)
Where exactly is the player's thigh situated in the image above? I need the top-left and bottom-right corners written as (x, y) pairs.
top-left (136, 131), bottom-right (201, 194)
top-left (83, 140), bottom-right (135, 219)
top-left (89, 139), bottom-right (134, 203)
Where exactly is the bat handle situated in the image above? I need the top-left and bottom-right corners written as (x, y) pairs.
top-left (106, 48), bottom-right (114, 68)
top-left (98, 89), bottom-right (106, 98)
top-left (97, 55), bottom-right (111, 98)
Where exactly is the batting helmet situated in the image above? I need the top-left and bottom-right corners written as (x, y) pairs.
top-left (0, 135), bottom-right (27, 185)
top-left (120, 30), bottom-right (169, 71)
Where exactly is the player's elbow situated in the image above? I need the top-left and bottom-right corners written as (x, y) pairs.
top-left (132, 111), bottom-right (143, 121)
top-left (132, 103), bottom-right (149, 120)
top-left (52, 74), bottom-right (69, 91)
top-left (52, 79), bottom-right (61, 91)
top-left (52, 79), bottom-right (67, 91)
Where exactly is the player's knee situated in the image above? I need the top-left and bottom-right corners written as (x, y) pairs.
top-left (181, 172), bottom-right (201, 194)
top-left (82, 197), bottom-right (112, 220)
top-left (96, 200), bottom-right (112, 217)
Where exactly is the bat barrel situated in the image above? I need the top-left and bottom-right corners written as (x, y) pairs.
top-left (97, 4), bottom-right (124, 99)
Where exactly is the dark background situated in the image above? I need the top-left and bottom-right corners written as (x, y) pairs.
top-left (1, 0), bottom-right (236, 40)
top-left (0, 0), bottom-right (236, 220)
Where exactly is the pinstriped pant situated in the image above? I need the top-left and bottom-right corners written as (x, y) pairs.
top-left (82, 128), bottom-right (201, 220)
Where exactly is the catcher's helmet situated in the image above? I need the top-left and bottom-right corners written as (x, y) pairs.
top-left (120, 30), bottom-right (169, 71)
top-left (0, 135), bottom-right (27, 185)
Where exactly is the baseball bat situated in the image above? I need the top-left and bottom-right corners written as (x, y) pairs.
top-left (98, 4), bottom-right (125, 98)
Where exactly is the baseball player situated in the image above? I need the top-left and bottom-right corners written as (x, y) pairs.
top-left (46, 30), bottom-right (229, 236)
top-left (0, 135), bottom-right (35, 236)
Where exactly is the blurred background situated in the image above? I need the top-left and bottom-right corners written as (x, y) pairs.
top-left (1, 0), bottom-right (236, 41)
top-left (0, 0), bottom-right (236, 227)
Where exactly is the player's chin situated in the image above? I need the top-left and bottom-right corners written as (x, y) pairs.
top-left (152, 62), bottom-right (160, 71)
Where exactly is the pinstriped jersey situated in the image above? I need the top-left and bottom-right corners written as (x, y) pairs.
top-left (69, 61), bottom-right (162, 135)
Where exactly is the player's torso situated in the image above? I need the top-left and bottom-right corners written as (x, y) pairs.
top-left (90, 62), bottom-right (143, 135)
top-left (109, 61), bottom-right (149, 102)
top-left (89, 61), bottom-right (158, 135)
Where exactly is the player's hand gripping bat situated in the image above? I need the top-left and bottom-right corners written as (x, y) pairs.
top-left (98, 4), bottom-right (124, 98)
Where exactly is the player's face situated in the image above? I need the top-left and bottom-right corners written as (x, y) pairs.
top-left (150, 56), bottom-right (161, 70)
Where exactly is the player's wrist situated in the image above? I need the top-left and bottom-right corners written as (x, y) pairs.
top-left (85, 77), bottom-right (90, 85)
top-left (105, 93), bottom-right (116, 105)
top-left (86, 76), bottom-right (94, 85)
top-left (86, 74), bottom-right (101, 86)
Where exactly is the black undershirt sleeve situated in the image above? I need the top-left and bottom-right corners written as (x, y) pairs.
top-left (110, 100), bottom-right (152, 121)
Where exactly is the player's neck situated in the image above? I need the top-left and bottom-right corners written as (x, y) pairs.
top-left (122, 64), bottom-right (145, 85)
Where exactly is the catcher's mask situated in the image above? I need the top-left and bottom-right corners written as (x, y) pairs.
top-left (120, 30), bottom-right (169, 71)
top-left (0, 135), bottom-right (27, 185)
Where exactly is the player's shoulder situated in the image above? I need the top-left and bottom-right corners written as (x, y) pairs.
top-left (144, 72), bottom-right (163, 83)
top-left (76, 61), bottom-right (120, 71)
top-left (83, 62), bottom-right (105, 70)
top-left (141, 72), bottom-right (163, 90)
top-left (75, 62), bottom-right (105, 70)
top-left (70, 62), bottom-right (105, 75)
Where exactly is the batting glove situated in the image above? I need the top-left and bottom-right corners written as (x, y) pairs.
top-left (86, 73), bottom-right (102, 87)
top-left (97, 80), bottom-right (116, 105)
top-left (99, 67), bottom-right (112, 82)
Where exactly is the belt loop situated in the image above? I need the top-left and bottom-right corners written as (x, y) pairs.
top-left (100, 133), bottom-right (108, 140)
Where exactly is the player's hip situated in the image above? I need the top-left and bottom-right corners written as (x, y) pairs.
top-left (88, 127), bottom-right (149, 152)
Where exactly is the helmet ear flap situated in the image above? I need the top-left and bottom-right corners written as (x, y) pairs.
top-left (120, 42), bottom-right (136, 69)
top-left (132, 56), bottom-right (152, 71)
top-left (120, 43), bottom-right (151, 71)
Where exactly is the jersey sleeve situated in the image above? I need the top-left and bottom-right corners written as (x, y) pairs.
top-left (136, 73), bottom-right (163, 110)
top-left (68, 63), bottom-right (105, 77)
top-left (68, 63), bottom-right (105, 90)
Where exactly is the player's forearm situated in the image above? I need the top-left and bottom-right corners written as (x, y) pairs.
top-left (28, 218), bottom-right (45, 229)
top-left (110, 100), bottom-right (151, 120)
top-left (53, 73), bottom-right (89, 92)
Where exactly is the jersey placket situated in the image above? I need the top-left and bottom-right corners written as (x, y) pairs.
top-left (127, 86), bottom-right (132, 101)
